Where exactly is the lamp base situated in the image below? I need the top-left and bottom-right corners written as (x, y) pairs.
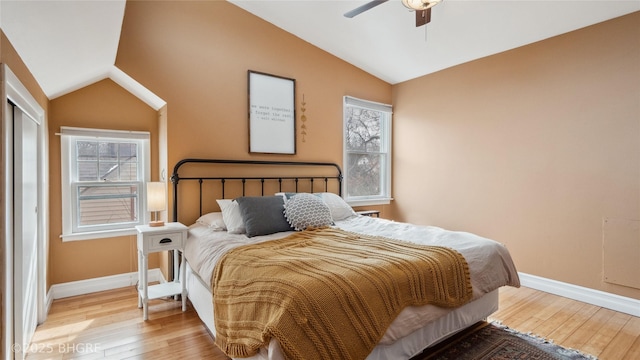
top-left (148, 220), bottom-right (165, 227)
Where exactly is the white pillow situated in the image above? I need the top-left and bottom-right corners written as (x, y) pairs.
top-left (216, 199), bottom-right (245, 234)
top-left (275, 192), bottom-right (310, 200)
top-left (284, 193), bottom-right (333, 231)
top-left (319, 192), bottom-right (357, 221)
top-left (195, 212), bottom-right (226, 231)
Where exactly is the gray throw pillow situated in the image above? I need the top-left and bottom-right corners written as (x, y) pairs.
top-left (236, 196), bottom-right (293, 237)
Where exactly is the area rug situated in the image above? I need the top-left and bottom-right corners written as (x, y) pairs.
top-left (413, 321), bottom-right (598, 360)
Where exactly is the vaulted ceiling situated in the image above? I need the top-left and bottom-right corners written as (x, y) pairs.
top-left (2, 0), bottom-right (639, 99)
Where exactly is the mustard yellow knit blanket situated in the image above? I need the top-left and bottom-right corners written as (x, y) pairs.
top-left (212, 227), bottom-right (472, 360)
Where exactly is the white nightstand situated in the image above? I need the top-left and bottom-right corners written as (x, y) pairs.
top-left (135, 222), bottom-right (188, 320)
top-left (356, 210), bottom-right (380, 218)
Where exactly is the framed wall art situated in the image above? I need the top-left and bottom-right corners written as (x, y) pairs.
top-left (248, 70), bottom-right (296, 154)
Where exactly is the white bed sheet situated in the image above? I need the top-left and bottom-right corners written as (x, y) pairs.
top-left (183, 215), bottom-right (520, 358)
top-left (186, 261), bottom-right (499, 360)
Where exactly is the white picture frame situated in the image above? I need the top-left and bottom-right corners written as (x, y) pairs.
top-left (248, 70), bottom-right (296, 154)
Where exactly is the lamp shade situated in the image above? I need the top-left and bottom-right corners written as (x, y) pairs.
top-left (146, 182), bottom-right (166, 212)
top-left (402, 0), bottom-right (441, 11)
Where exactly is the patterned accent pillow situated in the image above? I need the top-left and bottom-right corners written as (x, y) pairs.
top-left (284, 193), bottom-right (333, 231)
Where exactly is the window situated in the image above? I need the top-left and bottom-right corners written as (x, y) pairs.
top-left (343, 96), bottom-right (392, 206)
top-left (60, 127), bottom-right (150, 241)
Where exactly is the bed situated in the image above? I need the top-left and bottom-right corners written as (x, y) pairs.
top-left (170, 158), bottom-right (520, 360)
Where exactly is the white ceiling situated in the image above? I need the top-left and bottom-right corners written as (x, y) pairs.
top-left (1, 0), bottom-right (638, 99)
top-left (231, 0), bottom-right (640, 84)
top-left (1, 0), bottom-right (126, 99)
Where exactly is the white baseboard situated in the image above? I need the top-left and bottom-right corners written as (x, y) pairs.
top-left (519, 272), bottom-right (640, 317)
top-left (49, 268), bottom-right (167, 300)
top-left (43, 270), bottom-right (639, 319)
top-left (45, 290), bottom-right (54, 317)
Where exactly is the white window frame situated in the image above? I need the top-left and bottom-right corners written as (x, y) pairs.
top-left (60, 126), bottom-right (150, 241)
top-left (343, 96), bottom-right (392, 207)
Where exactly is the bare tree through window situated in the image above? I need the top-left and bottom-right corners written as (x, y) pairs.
top-left (345, 108), bottom-right (383, 197)
top-left (343, 97), bottom-right (391, 203)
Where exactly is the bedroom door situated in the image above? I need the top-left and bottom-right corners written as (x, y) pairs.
top-left (12, 101), bottom-right (40, 359)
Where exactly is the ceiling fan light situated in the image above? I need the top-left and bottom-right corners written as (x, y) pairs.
top-left (401, 0), bottom-right (442, 11)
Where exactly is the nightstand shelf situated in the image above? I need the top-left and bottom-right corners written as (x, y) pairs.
top-left (135, 222), bottom-right (188, 320)
top-left (147, 282), bottom-right (183, 300)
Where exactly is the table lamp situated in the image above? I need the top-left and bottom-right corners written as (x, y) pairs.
top-left (147, 182), bottom-right (166, 227)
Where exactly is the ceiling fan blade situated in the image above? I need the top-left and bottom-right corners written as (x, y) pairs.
top-left (344, 0), bottom-right (389, 18)
top-left (415, 8), bottom-right (432, 27)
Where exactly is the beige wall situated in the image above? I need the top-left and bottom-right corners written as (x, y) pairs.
top-left (9, 0), bottom-right (635, 303)
top-left (41, 1), bottom-right (391, 285)
top-left (115, 1), bottom-right (392, 224)
top-left (391, 12), bottom-right (640, 299)
top-left (48, 79), bottom-right (159, 284)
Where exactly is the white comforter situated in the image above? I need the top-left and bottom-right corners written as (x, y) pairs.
top-left (183, 215), bottom-right (519, 346)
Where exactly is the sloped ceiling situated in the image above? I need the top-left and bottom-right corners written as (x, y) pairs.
top-left (1, 0), bottom-right (639, 99)
top-left (231, 0), bottom-right (640, 84)
top-left (1, 0), bottom-right (126, 99)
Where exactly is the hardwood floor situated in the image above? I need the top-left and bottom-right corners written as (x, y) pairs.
top-left (489, 286), bottom-right (640, 360)
top-left (25, 286), bottom-right (228, 360)
top-left (26, 285), bottom-right (639, 359)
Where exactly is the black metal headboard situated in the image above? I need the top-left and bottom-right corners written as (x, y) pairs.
top-left (170, 158), bottom-right (343, 223)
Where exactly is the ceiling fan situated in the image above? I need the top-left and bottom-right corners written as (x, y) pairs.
top-left (344, 0), bottom-right (442, 27)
